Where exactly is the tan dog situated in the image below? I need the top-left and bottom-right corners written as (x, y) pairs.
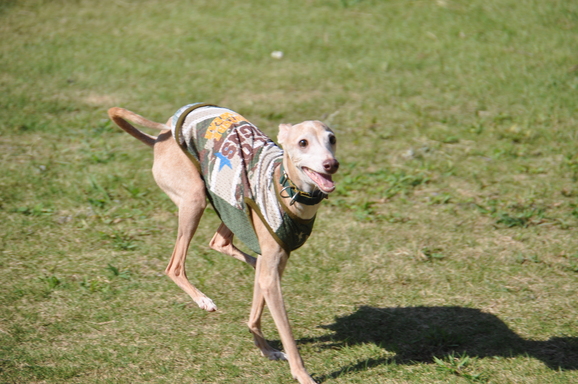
top-left (108, 104), bottom-right (338, 384)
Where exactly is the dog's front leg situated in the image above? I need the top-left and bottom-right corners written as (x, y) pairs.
top-left (209, 223), bottom-right (257, 268)
top-left (247, 255), bottom-right (288, 361)
top-left (248, 213), bottom-right (316, 384)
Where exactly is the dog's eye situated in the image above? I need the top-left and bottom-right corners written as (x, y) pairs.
top-left (329, 135), bottom-right (336, 145)
top-left (299, 139), bottom-right (308, 148)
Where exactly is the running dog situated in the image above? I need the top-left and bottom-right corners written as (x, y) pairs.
top-left (108, 103), bottom-right (339, 384)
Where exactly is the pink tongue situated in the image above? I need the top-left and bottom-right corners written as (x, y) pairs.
top-left (304, 168), bottom-right (335, 193)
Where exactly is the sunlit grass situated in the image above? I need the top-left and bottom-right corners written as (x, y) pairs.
top-left (1, 0), bottom-right (577, 383)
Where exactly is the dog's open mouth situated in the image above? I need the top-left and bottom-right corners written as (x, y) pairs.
top-left (302, 167), bottom-right (335, 193)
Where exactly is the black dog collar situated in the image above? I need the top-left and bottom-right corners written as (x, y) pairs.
top-left (278, 164), bottom-right (328, 206)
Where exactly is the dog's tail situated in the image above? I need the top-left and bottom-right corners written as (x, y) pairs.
top-left (108, 107), bottom-right (169, 148)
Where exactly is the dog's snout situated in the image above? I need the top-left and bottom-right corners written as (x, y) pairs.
top-left (323, 159), bottom-right (339, 174)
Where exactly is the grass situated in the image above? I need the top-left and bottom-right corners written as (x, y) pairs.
top-left (1, 0), bottom-right (577, 382)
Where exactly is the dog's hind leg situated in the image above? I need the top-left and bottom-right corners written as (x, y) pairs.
top-left (164, 203), bottom-right (217, 312)
top-left (209, 223), bottom-right (257, 268)
top-left (153, 131), bottom-right (217, 312)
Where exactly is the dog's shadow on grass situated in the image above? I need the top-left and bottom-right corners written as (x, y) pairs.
top-left (303, 306), bottom-right (578, 381)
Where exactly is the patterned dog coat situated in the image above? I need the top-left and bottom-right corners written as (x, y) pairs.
top-left (171, 103), bottom-right (315, 254)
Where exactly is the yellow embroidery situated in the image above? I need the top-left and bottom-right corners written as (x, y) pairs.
top-left (204, 112), bottom-right (244, 140)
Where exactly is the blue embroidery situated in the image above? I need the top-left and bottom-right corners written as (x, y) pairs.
top-left (215, 152), bottom-right (232, 171)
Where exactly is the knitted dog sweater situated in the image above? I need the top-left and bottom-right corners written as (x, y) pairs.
top-left (171, 103), bottom-right (315, 254)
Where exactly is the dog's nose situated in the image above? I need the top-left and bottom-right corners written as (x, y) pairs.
top-left (323, 159), bottom-right (339, 174)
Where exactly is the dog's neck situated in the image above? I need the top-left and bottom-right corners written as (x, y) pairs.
top-left (276, 154), bottom-right (323, 220)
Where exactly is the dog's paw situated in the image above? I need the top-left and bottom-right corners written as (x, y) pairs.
top-left (293, 373), bottom-right (318, 384)
top-left (196, 297), bottom-right (217, 312)
top-left (264, 350), bottom-right (288, 361)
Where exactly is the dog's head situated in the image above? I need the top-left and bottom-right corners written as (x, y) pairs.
top-left (278, 121), bottom-right (339, 194)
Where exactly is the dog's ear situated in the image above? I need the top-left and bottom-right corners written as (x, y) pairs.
top-left (277, 123), bottom-right (292, 145)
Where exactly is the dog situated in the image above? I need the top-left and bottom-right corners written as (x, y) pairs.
top-left (108, 103), bottom-right (338, 384)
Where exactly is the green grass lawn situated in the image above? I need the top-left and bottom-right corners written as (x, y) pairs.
top-left (1, 0), bottom-right (577, 382)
